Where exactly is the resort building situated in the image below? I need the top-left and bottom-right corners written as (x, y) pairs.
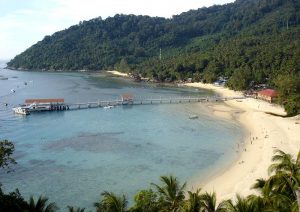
top-left (257, 89), bottom-right (278, 103)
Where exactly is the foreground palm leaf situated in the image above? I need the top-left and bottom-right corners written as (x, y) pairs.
top-left (184, 189), bottom-right (202, 212)
top-left (200, 192), bottom-right (226, 212)
top-left (251, 150), bottom-right (300, 211)
top-left (67, 206), bottom-right (85, 212)
top-left (27, 196), bottom-right (58, 212)
top-left (224, 195), bottom-right (255, 212)
top-left (94, 191), bottom-right (127, 212)
top-left (152, 175), bottom-right (186, 211)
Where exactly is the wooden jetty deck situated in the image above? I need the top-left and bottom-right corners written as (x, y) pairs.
top-left (12, 95), bottom-right (246, 115)
top-left (65, 96), bottom-right (245, 110)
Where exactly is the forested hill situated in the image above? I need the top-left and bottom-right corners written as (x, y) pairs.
top-left (7, 0), bottom-right (299, 72)
top-left (7, 0), bottom-right (300, 114)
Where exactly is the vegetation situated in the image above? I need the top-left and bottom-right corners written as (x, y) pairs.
top-left (0, 140), bottom-right (17, 172)
top-left (94, 191), bottom-right (128, 212)
top-left (274, 75), bottom-right (300, 116)
top-left (0, 140), bottom-right (58, 211)
top-left (26, 196), bottom-right (58, 212)
top-left (6, 0), bottom-right (300, 115)
top-left (0, 145), bottom-right (299, 211)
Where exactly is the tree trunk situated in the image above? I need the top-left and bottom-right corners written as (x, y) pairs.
top-left (296, 188), bottom-right (300, 212)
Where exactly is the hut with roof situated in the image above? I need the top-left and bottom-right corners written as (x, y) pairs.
top-left (257, 89), bottom-right (278, 103)
top-left (121, 93), bottom-right (134, 105)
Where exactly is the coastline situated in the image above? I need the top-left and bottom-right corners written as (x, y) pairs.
top-left (185, 82), bottom-right (300, 201)
top-left (106, 70), bottom-right (129, 77)
top-left (104, 71), bottom-right (300, 200)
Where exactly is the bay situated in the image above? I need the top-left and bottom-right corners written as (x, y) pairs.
top-left (0, 62), bottom-right (242, 210)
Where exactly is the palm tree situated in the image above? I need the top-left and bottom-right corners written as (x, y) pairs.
top-left (251, 177), bottom-right (280, 209)
top-left (184, 189), bottom-right (203, 212)
top-left (249, 150), bottom-right (300, 211)
top-left (224, 195), bottom-right (255, 212)
top-left (94, 191), bottom-right (127, 212)
top-left (200, 192), bottom-right (226, 212)
top-left (151, 175), bottom-right (186, 212)
top-left (67, 206), bottom-right (85, 212)
top-left (131, 189), bottom-right (159, 212)
top-left (268, 149), bottom-right (300, 208)
top-left (26, 196), bottom-right (58, 212)
top-left (268, 149), bottom-right (300, 177)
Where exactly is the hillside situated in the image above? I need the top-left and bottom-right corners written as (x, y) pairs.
top-left (7, 0), bottom-right (300, 114)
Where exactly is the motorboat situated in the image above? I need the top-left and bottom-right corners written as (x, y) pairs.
top-left (104, 105), bottom-right (114, 109)
top-left (12, 107), bottom-right (30, 115)
top-left (189, 114), bottom-right (199, 119)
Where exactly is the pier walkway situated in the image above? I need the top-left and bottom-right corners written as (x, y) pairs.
top-left (66, 96), bottom-right (245, 110)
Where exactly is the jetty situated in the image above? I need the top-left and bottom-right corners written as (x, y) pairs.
top-left (51, 95), bottom-right (244, 109)
top-left (12, 94), bottom-right (245, 115)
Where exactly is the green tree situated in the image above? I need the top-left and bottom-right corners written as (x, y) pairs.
top-left (94, 191), bottom-right (128, 212)
top-left (250, 149), bottom-right (300, 211)
top-left (268, 149), bottom-right (300, 204)
top-left (224, 195), bottom-right (255, 212)
top-left (0, 140), bottom-right (17, 172)
top-left (115, 58), bottom-right (131, 73)
top-left (0, 186), bottom-right (27, 212)
top-left (274, 74), bottom-right (300, 116)
top-left (131, 189), bottom-right (160, 212)
top-left (227, 67), bottom-right (252, 91)
top-left (200, 192), bottom-right (226, 212)
top-left (26, 196), bottom-right (58, 212)
top-left (184, 189), bottom-right (203, 212)
top-left (151, 175), bottom-right (186, 212)
top-left (67, 206), bottom-right (85, 212)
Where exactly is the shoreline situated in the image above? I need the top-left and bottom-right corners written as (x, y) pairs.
top-left (106, 70), bottom-right (129, 77)
top-left (93, 70), bottom-right (299, 200)
top-left (185, 82), bottom-right (300, 201)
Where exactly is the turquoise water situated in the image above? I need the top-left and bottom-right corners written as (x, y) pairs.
top-left (0, 63), bottom-right (242, 210)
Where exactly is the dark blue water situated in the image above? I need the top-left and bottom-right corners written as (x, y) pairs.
top-left (0, 62), bottom-right (242, 210)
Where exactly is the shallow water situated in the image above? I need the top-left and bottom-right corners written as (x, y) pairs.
top-left (0, 63), bottom-right (242, 210)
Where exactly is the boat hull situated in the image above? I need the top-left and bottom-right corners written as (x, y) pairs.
top-left (12, 107), bottom-right (30, 115)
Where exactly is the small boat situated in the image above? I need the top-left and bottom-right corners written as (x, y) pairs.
top-left (27, 103), bottom-right (51, 111)
top-left (12, 107), bottom-right (30, 115)
top-left (104, 105), bottom-right (114, 109)
top-left (189, 115), bottom-right (199, 119)
top-left (11, 89), bottom-right (15, 93)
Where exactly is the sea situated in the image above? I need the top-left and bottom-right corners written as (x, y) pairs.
top-left (0, 60), bottom-right (243, 210)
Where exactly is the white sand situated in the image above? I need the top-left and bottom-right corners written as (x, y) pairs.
top-left (185, 82), bottom-right (300, 201)
top-left (107, 70), bottom-right (129, 77)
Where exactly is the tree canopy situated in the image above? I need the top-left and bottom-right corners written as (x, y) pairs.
top-left (0, 140), bottom-right (16, 172)
top-left (6, 0), bottom-right (300, 114)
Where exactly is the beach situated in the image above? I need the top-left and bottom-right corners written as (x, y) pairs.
top-left (107, 70), bottom-right (129, 77)
top-left (185, 82), bottom-right (300, 201)
top-left (106, 71), bottom-right (300, 200)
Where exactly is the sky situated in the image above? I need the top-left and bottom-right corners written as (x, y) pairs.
top-left (0, 0), bottom-right (234, 60)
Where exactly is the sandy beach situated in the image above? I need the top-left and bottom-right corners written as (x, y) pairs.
top-left (185, 82), bottom-right (300, 201)
top-left (107, 70), bottom-right (129, 77)
top-left (106, 71), bottom-right (300, 200)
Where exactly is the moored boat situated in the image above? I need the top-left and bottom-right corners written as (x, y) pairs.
top-left (189, 114), bottom-right (198, 119)
top-left (12, 107), bottom-right (30, 115)
top-left (104, 105), bottom-right (114, 109)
